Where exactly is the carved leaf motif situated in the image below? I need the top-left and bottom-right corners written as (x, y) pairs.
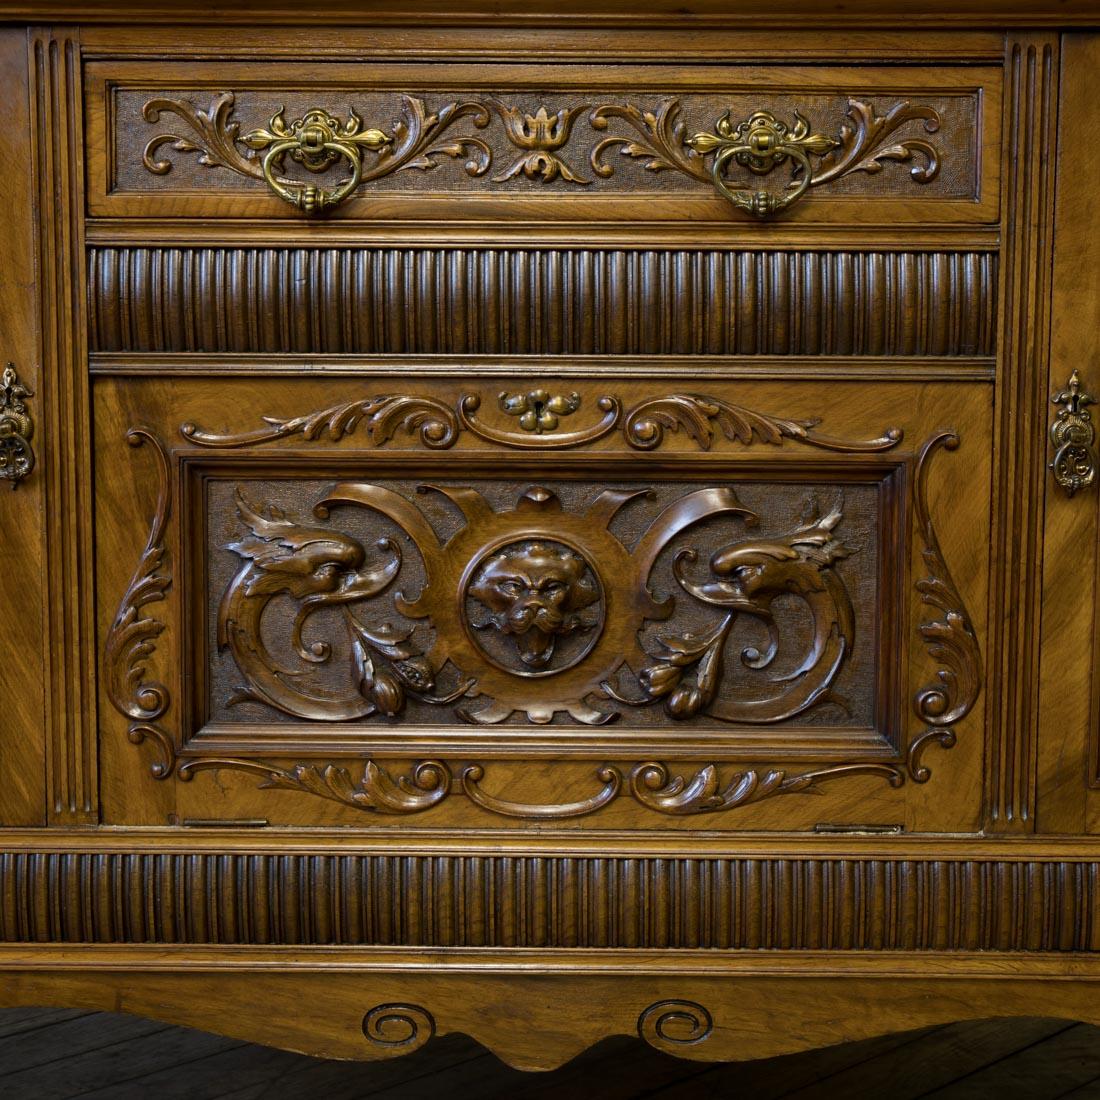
top-left (142, 92), bottom-right (262, 178)
top-left (813, 98), bottom-right (941, 185)
top-left (622, 394), bottom-right (901, 453)
top-left (589, 99), bottom-right (711, 180)
top-left (178, 759), bottom-right (452, 813)
top-left (629, 761), bottom-right (903, 815)
top-left (181, 395), bottom-right (460, 450)
top-left (371, 96), bottom-right (492, 179)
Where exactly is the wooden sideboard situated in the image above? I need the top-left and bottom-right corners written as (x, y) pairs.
top-left (3, 0), bottom-right (1100, 1071)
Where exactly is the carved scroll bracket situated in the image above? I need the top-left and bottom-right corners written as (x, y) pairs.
top-left (104, 429), bottom-right (175, 779)
top-left (907, 432), bottom-right (981, 782)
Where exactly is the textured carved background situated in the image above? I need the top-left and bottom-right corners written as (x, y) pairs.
top-left (88, 247), bottom-right (997, 357)
top-left (202, 476), bottom-right (885, 733)
top-left (1, 850), bottom-right (1096, 950)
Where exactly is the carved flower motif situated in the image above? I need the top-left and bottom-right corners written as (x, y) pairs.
top-left (499, 389), bottom-right (581, 433)
top-left (493, 103), bottom-right (590, 184)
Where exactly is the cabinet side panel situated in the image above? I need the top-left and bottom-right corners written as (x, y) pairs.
top-left (1036, 33), bottom-right (1100, 833)
top-left (0, 28), bottom-right (45, 826)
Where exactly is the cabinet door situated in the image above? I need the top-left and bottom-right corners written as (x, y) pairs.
top-left (94, 373), bottom-right (990, 832)
top-left (1037, 33), bottom-right (1100, 833)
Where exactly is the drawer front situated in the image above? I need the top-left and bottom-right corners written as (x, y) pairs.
top-left (86, 59), bottom-right (1000, 224)
top-left (95, 373), bottom-right (989, 831)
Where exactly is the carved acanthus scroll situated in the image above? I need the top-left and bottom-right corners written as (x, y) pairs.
top-left (141, 92), bottom-right (944, 217)
top-left (181, 389), bottom-right (901, 455)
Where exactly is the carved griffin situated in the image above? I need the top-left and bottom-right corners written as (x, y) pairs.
top-left (611, 496), bottom-right (855, 722)
top-left (218, 492), bottom-right (405, 720)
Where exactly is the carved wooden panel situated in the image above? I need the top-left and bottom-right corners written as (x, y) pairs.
top-left (94, 375), bottom-right (989, 832)
top-left (87, 246), bottom-right (998, 357)
top-left (85, 60), bottom-right (1001, 222)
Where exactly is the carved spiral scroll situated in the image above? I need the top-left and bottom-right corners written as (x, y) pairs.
top-left (638, 1000), bottom-right (714, 1052)
top-left (362, 1004), bottom-right (436, 1054)
top-left (104, 429), bottom-right (175, 780)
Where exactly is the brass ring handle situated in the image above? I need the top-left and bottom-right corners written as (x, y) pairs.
top-left (243, 107), bottom-right (392, 215)
top-left (710, 141), bottom-right (813, 218)
top-left (0, 363), bottom-right (34, 489)
top-left (260, 138), bottom-right (363, 214)
top-left (1050, 370), bottom-right (1097, 497)
top-left (688, 109), bottom-right (838, 219)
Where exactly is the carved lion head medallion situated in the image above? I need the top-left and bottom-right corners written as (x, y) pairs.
top-left (464, 538), bottom-right (603, 675)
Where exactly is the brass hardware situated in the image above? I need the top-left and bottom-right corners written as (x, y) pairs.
top-left (0, 363), bottom-right (34, 488)
top-left (813, 823), bottom-right (904, 834)
top-left (242, 107), bottom-right (392, 214)
top-left (686, 109), bottom-right (837, 218)
top-left (176, 818), bottom-right (270, 828)
top-left (1049, 369), bottom-right (1097, 497)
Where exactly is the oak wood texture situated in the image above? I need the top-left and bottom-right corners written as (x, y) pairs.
top-left (2, 4), bottom-right (1099, 1073)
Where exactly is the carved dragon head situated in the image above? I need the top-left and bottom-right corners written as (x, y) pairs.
top-left (676, 497), bottom-right (852, 614)
top-left (227, 491), bottom-right (400, 606)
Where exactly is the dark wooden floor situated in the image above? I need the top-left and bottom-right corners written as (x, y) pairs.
top-left (3, 1009), bottom-right (1100, 1098)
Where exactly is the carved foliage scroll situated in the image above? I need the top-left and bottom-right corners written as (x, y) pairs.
top-left (139, 91), bottom-right (947, 215)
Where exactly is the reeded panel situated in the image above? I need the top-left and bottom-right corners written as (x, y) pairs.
top-left (85, 60), bottom-right (1000, 223)
top-left (87, 246), bottom-right (998, 357)
top-left (94, 375), bottom-right (989, 832)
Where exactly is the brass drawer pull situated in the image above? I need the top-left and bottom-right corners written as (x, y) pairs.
top-left (686, 109), bottom-right (837, 218)
top-left (0, 363), bottom-right (34, 488)
top-left (243, 106), bottom-right (392, 214)
top-left (1050, 370), bottom-right (1097, 497)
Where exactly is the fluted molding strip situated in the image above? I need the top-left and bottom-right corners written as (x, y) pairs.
top-left (88, 246), bottom-right (997, 358)
top-left (1, 851), bottom-right (1097, 950)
